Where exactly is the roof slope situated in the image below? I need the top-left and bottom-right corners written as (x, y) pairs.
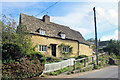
top-left (19, 13), bottom-right (88, 45)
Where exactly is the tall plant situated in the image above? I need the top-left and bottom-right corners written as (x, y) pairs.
top-left (1, 14), bottom-right (34, 61)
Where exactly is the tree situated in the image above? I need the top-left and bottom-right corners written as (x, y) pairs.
top-left (1, 15), bottom-right (45, 78)
top-left (103, 39), bottom-right (120, 59)
top-left (1, 14), bottom-right (34, 61)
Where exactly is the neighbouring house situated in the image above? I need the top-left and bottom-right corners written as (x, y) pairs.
top-left (18, 13), bottom-right (93, 57)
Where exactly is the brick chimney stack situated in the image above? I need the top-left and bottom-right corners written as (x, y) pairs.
top-left (43, 15), bottom-right (50, 24)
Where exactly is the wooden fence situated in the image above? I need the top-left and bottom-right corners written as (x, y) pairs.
top-left (73, 53), bottom-right (107, 71)
top-left (43, 58), bottom-right (75, 73)
top-left (43, 52), bottom-right (119, 74)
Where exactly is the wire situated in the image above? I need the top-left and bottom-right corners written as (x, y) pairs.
top-left (35, 0), bottom-right (61, 17)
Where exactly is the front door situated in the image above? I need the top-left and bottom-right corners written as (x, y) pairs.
top-left (51, 44), bottom-right (56, 57)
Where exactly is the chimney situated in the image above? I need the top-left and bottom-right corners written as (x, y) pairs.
top-left (43, 15), bottom-right (50, 24)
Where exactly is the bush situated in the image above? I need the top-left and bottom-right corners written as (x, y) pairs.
top-left (26, 51), bottom-right (45, 62)
top-left (2, 43), bottom-right (24, 63)
top-left (2, 56), bottom-right (45, 79)
top-left (77, 55), bottom-right (88, 59)
top-left (110, 53), bottom-right (117, 59)
top-left (67, 72), bottom-right (71, 75)
top-left (46, 56), bottom-right (61, 63)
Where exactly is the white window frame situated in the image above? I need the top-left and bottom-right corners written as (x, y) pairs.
top-left (61, 33), bottom-right (66, 39)
top-left (39, 45), bottom-right (47, 52)
top-left (40, 29), bottom-right (45, 35)
top-left (63, 46), bottom-right (69, 53)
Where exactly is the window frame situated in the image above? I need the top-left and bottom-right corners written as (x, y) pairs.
top-left (61, 33), bottom-right (66, 39)
top-left (39, 29), bottom-right (45, 35)
top-left (63, 46), bottom-right (69, 53)
top-left (39, 45), bottom-right (47, 52)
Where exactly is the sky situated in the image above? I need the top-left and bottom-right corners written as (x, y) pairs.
top-left (0, 0), bottom-right (119, 41)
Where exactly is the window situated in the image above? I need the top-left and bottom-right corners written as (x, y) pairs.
top-left (39, 45), bottom-right (47, 51)
top-left (40, 29), bottom-right (45, 35)
top-left (63, 47), bottom-right (69, 53)
top-left (61, 34), bottom-right (66, 39)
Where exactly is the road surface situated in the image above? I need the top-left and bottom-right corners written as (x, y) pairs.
top-left (30, 66), bottom-right (119, 80)
top-left (73, 66), bottom-right (118, 78)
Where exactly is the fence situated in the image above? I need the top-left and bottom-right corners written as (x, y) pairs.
top-left (43, 58), bottom-right (75, 73)
top-left (73, 53), bottom-right (107, 71)
top-left (43, 53), bottom-right (119, 73)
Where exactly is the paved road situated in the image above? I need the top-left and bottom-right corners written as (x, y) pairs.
top-left (73, 66), bottom-right (118, 78)
top-left (32, 66), bottom-right (119, 80)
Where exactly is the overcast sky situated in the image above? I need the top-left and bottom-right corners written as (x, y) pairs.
top-left (0, 0), bottom-right (119, 41)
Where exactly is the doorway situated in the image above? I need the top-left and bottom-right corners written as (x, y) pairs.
top-left (51, 44), bottom-right (56, 57)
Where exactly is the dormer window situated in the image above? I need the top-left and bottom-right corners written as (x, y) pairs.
top-left (61, 33), bottom-right (66, 39)
top-left (58, 32), bottom-right (66, 39)
top-left (40, 29), bottom-right (45, 35)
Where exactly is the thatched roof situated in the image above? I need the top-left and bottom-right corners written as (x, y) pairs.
top-left (19, 13), bottom-right (88, 45)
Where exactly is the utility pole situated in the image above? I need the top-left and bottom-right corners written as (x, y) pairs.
top-left (93, 7), bottom-right (98, 65)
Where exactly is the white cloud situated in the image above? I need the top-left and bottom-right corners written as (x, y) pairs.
top-left (71, 27), bottom-right (93, 37)
top-left (51, 9), bottom-right (94, 37)
top-left (96, 8), bottom-right (118, 26)
top-left (101, 30), bottom-right (118, 41)
top-left (50, 6), bottom-right (118, 39)
top-left (51, 13), bottom-right (83, 27)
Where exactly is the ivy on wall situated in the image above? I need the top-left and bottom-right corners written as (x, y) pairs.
top-left (58, 43), bottom-right (73, 55)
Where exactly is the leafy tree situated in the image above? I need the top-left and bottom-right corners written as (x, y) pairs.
top-left (1, 14), bottom-right (45, 78)
top-left (103, 39), bottom-right (120, 59)
top-left (86, 38), bottom-right (95, 42)
top-left (1, 14), bottom-right (34, 61)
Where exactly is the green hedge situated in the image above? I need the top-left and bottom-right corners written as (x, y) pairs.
top-left (2, 43), bottom-right (24, 63)
top-left (2, 52), bottom-right (45, 79)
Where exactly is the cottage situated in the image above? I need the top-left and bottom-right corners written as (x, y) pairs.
top-left (19, 13), bottom-right (93, 57)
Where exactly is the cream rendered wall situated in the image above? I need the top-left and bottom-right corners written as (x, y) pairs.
top-left (31, 35), bottom-right (78, 57)
top-left (79, 44), bottom-right (93, 56)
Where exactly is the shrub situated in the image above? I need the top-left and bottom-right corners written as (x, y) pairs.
top-left (67, 72), bottom-right (71, 75)
top-left (26, 51), bottom-right (45, 62)
top-left (110, 53), bottom-right (117, 59)
top-left (2, 43), bottom-right (24, 63)
top-left (2, 57), bottom-right (45, 79)
top-left (77, 55), bottom-right (88, 59)
top-left (46, 56), bottom-right (61, 63)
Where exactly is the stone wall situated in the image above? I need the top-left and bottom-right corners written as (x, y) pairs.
top-left (79, 44), bottom-right (93, 56)
top-left (31, 35), bottom-right (78, 57)
top-left (31, 35), bottom-right (93, 57)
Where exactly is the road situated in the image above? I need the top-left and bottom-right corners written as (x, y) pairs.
top-left (31, 66), bottom-right (119, 80)
top-left (73, 66), bottom-right (118, 78)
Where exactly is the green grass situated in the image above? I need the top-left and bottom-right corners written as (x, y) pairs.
top-left (46, 67), bottom-right (69, 75)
